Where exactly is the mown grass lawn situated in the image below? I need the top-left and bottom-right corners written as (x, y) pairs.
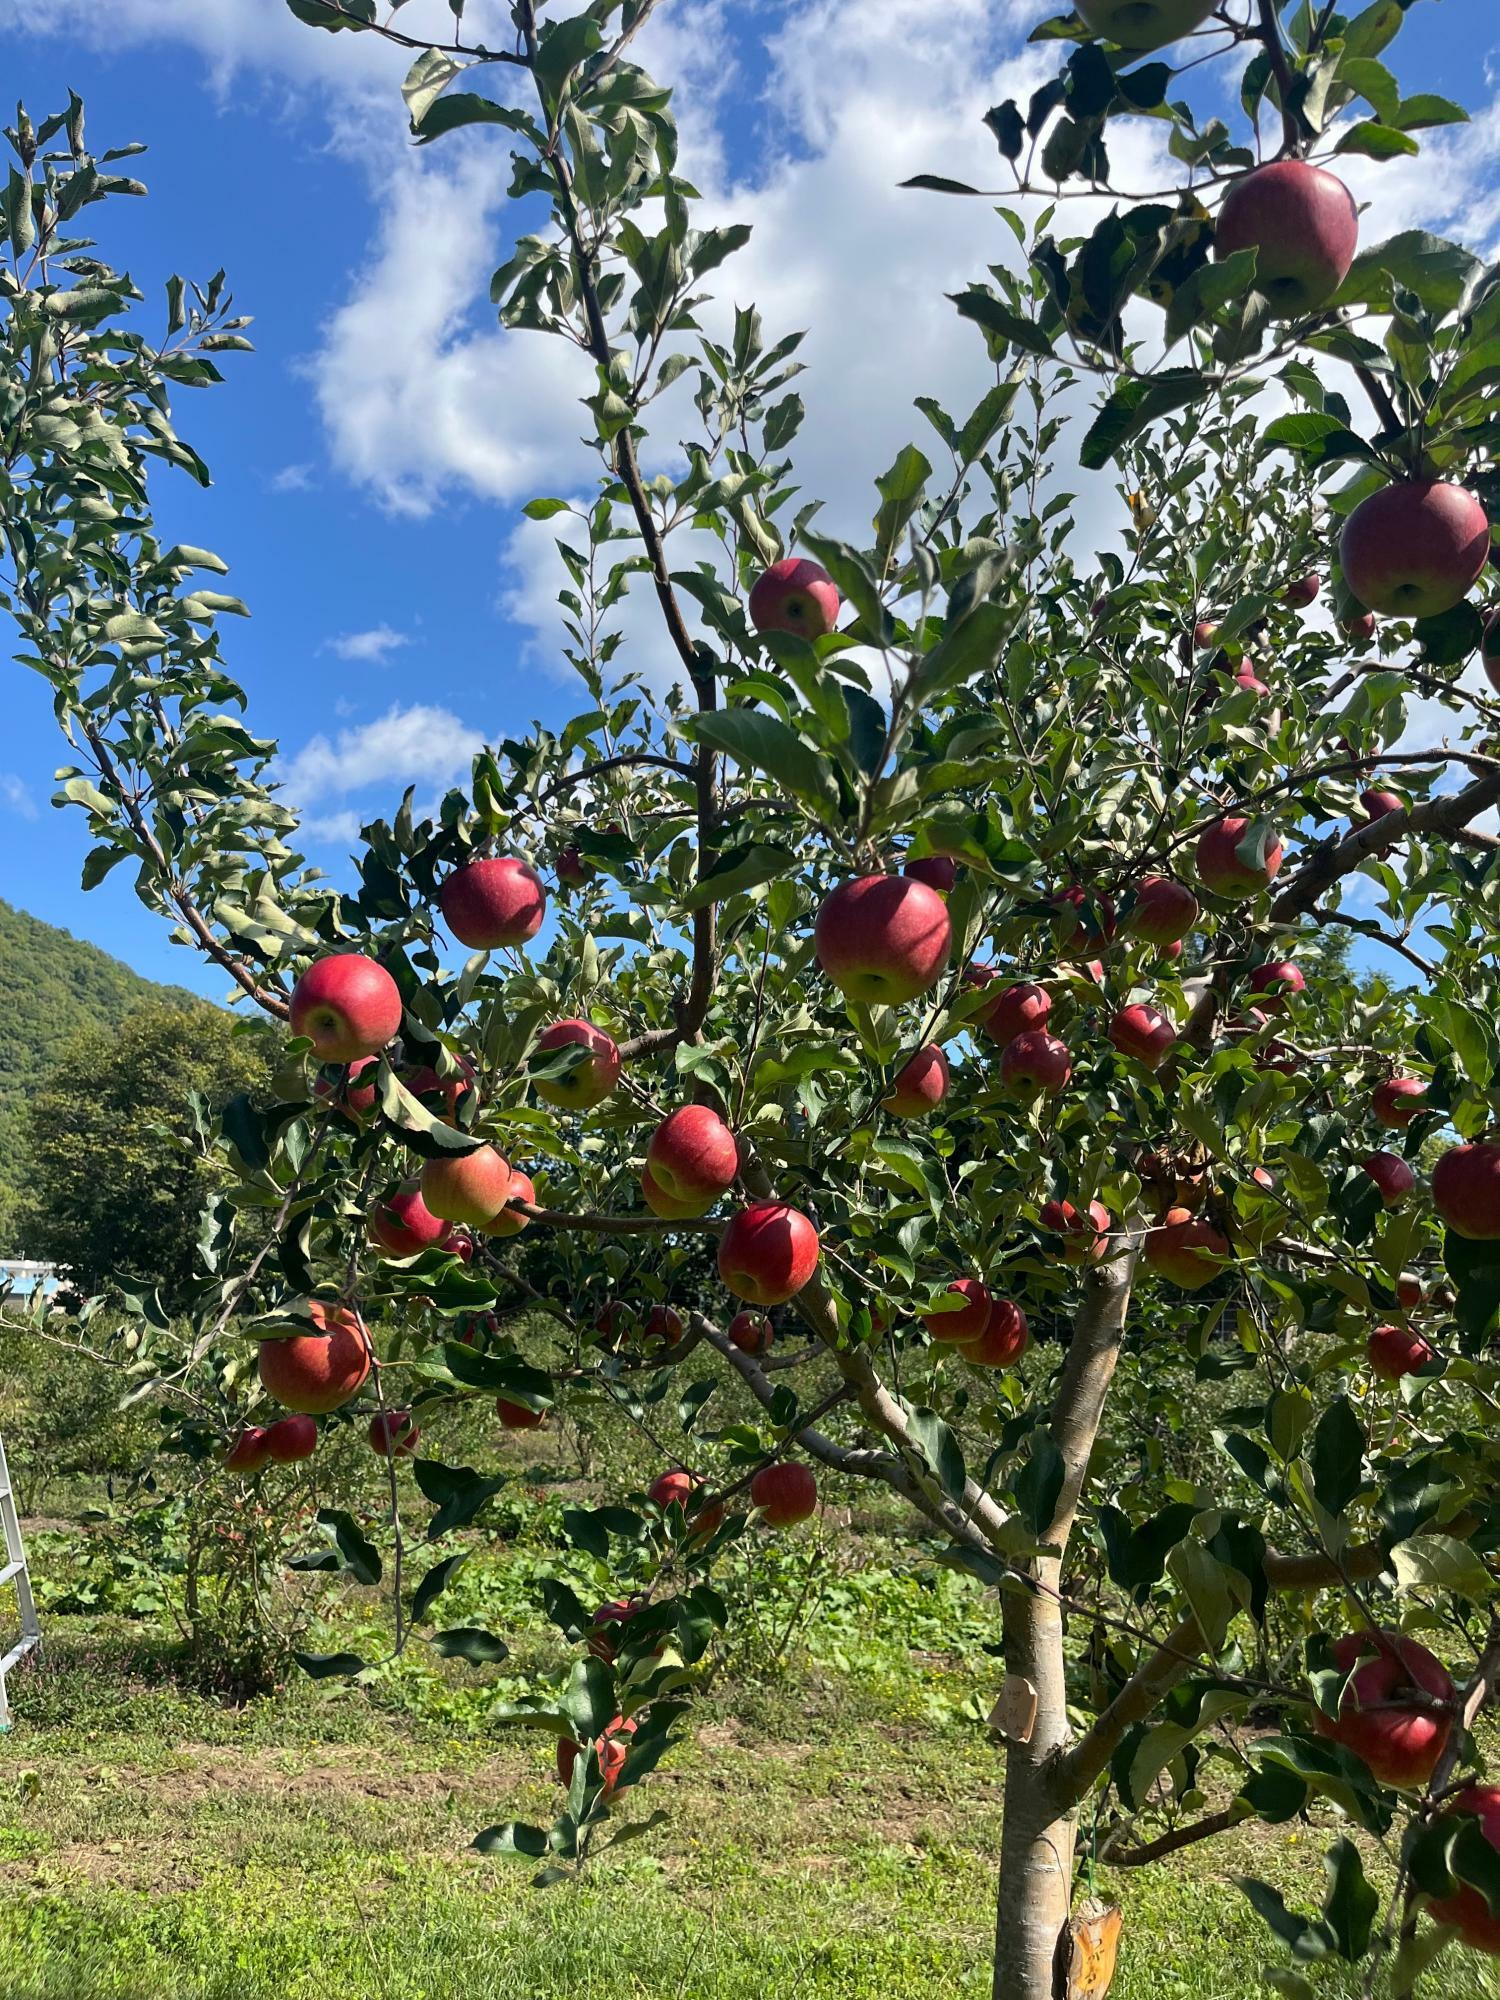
top-left (4, 1623), bottom-right (1497, 2000)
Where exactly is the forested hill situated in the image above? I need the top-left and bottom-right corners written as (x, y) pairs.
top-left (0, 899), bottom-right (197, 1235)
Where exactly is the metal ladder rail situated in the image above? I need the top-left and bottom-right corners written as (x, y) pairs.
top-left (0, 1432), bottom-right (40, 1730)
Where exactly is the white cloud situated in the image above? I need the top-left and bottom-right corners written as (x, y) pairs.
top-left (324, 624), bottom-right (410, 663)
top-left (0, 775), bottom-right (37, 820)
top-left (279, 702), bottom-right (483, 810)
top-left (270, 463), bottom-right (314, 493)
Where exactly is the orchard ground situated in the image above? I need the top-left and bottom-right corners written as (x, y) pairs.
top-left (3, 1426), bottom-right (1499, 2000)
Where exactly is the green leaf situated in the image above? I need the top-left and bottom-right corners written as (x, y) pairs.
top-left (693, 711), bottom-right (837, 812)
top-left (908, 600), bottom-right (1014, 706)
top-left (432, 1627), bottom-right (510, 1664)
top-left (522, 497), bottom-right (573, 520)
top-left (873, 444), bottom-right (932, 572)
top-left (310, 1507), bottom-right (382, 1587)
top-left (679, 842), bottom-right (799, 910)
top-left (1263, 413), bottom-right (1376, 469)
top-left (1014, 1429), bottom-right (1064, 1540)
top-left (1308, 1398), bottom-right (1364, 1517)
top-left (412, 1458), bottom-right (507, 1541)
top-left (412, 1551), bottom-right (468, 1623)
top-left (472, 1820), bottom-right (550, 1859)
top-left (1164, 250), bottom-right (1258, 347)
top-left (376, 1063), bottom-right (484, 1158)
top-left (413, 94), bottom-right (535, 145)
top-left (293, 1650), bottom-right (367, 1679)
top-left (1336, 230), bottom-right (1482, 315)
top-left (1237, 1878), bottom-right (1331, 1961)
top-left (1078, 371), bottom-right (1207, 471)
top-left (904, 1404), bottom-right (967, 1502)
top-left (285, 0), bottom-right (375, 27)
top-left (1334, 121), bottom-right (1419, 160)
top-left (1391, 1533), bottom-right (1490, 1598)
top-left (1321, 1837), bottom-right (1377, 1962)
top-left (949, 287), bottom-right (1055, 358)
top-left (402, 47), bottom-right (461, 125)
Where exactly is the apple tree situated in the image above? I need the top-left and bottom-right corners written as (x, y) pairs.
top-left (8, 3), bottom-right (1500, 1994)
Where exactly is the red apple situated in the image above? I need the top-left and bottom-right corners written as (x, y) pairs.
top-left (587, 1598), bottom-right (644, 1664)
top-left (1426, 1786), bottom-right (1500, 1953)
top-left (645, 1304), bottom-right (685, 1346)
top-left (815, 875), bottom-right (952, 1005)
top-left (646, 1105), bottom-right (740, 1206)
top-left (1193, 619), bottom-right (1217, 649)
top-left (290, 954), bottom-right (403, 1063)
top-left (1343, 610), bottom-right (1377, 642)
top-left (556, 845), bottom-right (596, 890)
top-left (496, 1397), bottom-right (545, 1430)
top-left (648, 1469), bottom-right (725, 1539)
top-left (1373, 1077), bottom-right (1427, 1129)
top-left (314, 1054), bottom-right (380, 1124)
top-left (1396, 1276), bottom-right (1423, 1310)
top-left (882, 1044), bottom-right (951, 1118)
top-left (640, 1162), bottom-right (708, 1219)
top-left (419, 1144), bottom-right (511, 1228)
top-left (1040, 1198), bottom-right (1112, 1264)
top-left (962, 1299), bottom-right (1029, 1368)
top-left (1433, 1142), bottom-right (1500, 1239)
top-left (263, 1413), bottom-right (318, 1464)
top-left (439, 855), bottom-right (546, 950)
top-left (1315, 1629), bottom-right (1454, 1788)
top-left (1051, 885), bottom-right (1116, 950)
top-left (750, 1461), bottom-right (818, 1527)
top-left (594, 1299), bottom-right (631, 1340)
top-left (1340, 481), bottom-right (1491, 620)
top-left (1367, 1322), bottom-right (1433, 1381)
top-left (728, 1310), bottom-right (774, 1356)
top-left (402, 1056), bottom-right (478, 1116)
top-left (368, 1408), bottom-right (420, 1457)
top-left (534, 1019), bottom-right (621, 1109)
top-left (978, 980), bottom-right (1051, 1043)
top-left (903, 854), bottom-right (958, 894)
top-left (1360, 788), bottom-right (1404, 824)
top-left (922, 1277), bottom-right (993, 1344)
top-left (224, 1427), bottom-right (272, 1476)
top-left (718, 1201), bottom-right (820, 1306)
top-left (556, 1714), bottom-right (637, 1797)
top-left (1145, 1209), bottom-right (1229, 1290)
top-left (748, 557), bottom-right (840, 638)
top-left (1362, 1150), bottom-right (1415, 1208)
top-left (1282, 573), bottom-right (1320, 609)
top-left (484, 1168), bottom-right (536, 1239)
top-left (1128, 875), bottom-right (1199, 947)
top-left (1248, 960), bottom-right (1304, 1010)
top-left (1000, 1030), bottom-right (1072, 1097)
top-left (1108, 1003), bottom-right (1177, 1069)
top-left (258, 1301), bottom-right (372, 1414)
top-left (1196, 817), bottom-right (1283, 898)
top-left (1215, 160), bottom-right (1358, 315)
top-left (1231, 666), bottom-right (1271, 700)
top-left (369, 1182), bottom-right (453, 1258)
top-left (1075, 0), bottom-right (1218, 50)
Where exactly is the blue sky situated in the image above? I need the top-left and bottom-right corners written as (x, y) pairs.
top-left (3, 0), bottom-right (1499, 998)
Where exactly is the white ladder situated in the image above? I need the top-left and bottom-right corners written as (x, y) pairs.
top-left (0, 1432), bottom-right (40, 1730)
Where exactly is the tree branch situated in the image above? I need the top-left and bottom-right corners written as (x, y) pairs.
top-left (515, 1199), bottom-right (722, 1238)
top-left (1255, 0), bottom-right (1302, 154)
top-left (1100, 1805), bottom-right (1249, 1868)
top-left (1270, 766), bottom-right (1500, 924)
top-left (1042, 1230), bottom-right (1141, 1551)
top-left (533, 752), bottom-right (692, 808)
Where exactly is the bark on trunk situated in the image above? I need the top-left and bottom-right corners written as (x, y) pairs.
top-left (992, 1558), bottom-right (1073, 2000)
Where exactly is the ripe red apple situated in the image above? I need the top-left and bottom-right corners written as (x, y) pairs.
top-left (369, 1182), bottom-right (453, 1258)
top-left (496, 1397), bottom-right (545, 1430)
top-left (556, 1714), bottom-right (637, 1797)
top-left (1396, 1276), bottom-right (1423, 1311)
top-left (718, 1201), bottom-right (820, 1305)
top-left (1433, 1141), bottom-right (1500, 1239)
top-left (646, 1105), bottom-right (740, 1206)
top-left (1075, 0), bottom-right (1217, 49)
top-left (1193, 619), bottom-right (1217, 649)
top-left (728, 1310), bottom-right (774, 1356)
top-left (368, 1408), bottom-right (420, 1458)
top-left (264, 1413), bottom-right (318, 1464)
top-left (1000, 1030), bottom-right (1072, 1097)
top-left (1426, 1786), bottom-right (1500, 1953)
top-left (1196, 817), bottom-right (1283, 898)
top-left (1340, 481), bottom-right (1491, 619)
top-left (748, 557), bottom-right (840, 638)
top-left (1215, 160), bottom-right (1359, 315)
top-left (1040, 1198), bottom-right (1112, 1264)
top-left (1343, 610), bottom-right (1377, 642)
top-left (224, 1427), bottom-right (272, 1476)
top-left (1144, 1209), bottom-right (1230, 1290)
top-left (1373, 1077), bottom-right (1427, 1129)
top-left (1108, 1003), bottom-right (1177, 1070)
top-left (978, 979), bottom-right (1051, 1043)
top-left (1248, 960), bottom-right (1305, 1010)
top-left (1051, 885), bottom-right (1116, 950)
top-left (315, 1054), bottom-right (380, 1124)
top-left (439, 855), bottom-right (546, 950)
top-left (750, 1461), bottom-right (818, 1527)
top-left (1367, 1322), bottom-right (1433, 1381)
top-left (815, 875), bottom-right (952, 1005)
top-left (449, 1232), bottom-right (475, 1265)
top-left (922, 1277), bottom-right (993, 1344)
top-left (640, 1162), bottom-right (708, 1219)
top-left (556, 845), bottom-right (596, 891)
top-left (1128, 875), bottom-right (1199, 946)
top-left (534, 1018), bottom-right (622, 1109)
top-left (645, 1304), bottom-right (685, 1346)
top-left (1315, 1629), bottom-right (1454, 1788)
top-left (289, 954), bottom-right (403, 1063)
top-left (882, 1044), bottom-right (951, 1118)
top-left (594, 1299), bottom-right (631, 1341)
top-left (1231, 666), bottom-right (1270, 700)
top-left (402, 1055), bottom-right (478, 1116)
top-left (903, 854), bottom-right (958, 894)
top-left (648, 1468), bottom-right (725, 1539)
top-left (484, 1168), bottom-right (536, 1239)
top-left (258, 1301), bottom-right (372, 1414)
top-left (420, 1144), bottom-right (511, 1228)
top-left (587, 1598), bottom-right (644, 1664)
top-left (962, 1299), bottom-right (1029, 1368)
top-left (1362, 1150), bottom-right (1415, 1208)
top-left (1360, 788), bottom-right (1404, 824)
top-left (1282, 573), bottom-right (1320, 609)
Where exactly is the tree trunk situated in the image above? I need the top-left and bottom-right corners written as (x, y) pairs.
top-left (992, 1558), bottom-right (1074, 2000)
